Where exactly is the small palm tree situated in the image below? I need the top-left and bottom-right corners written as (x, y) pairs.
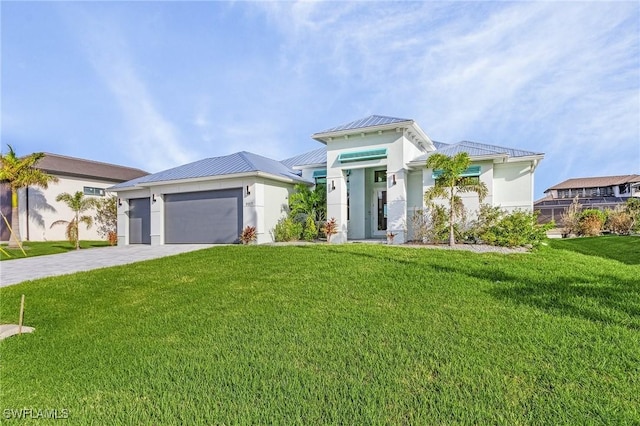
top-left (425, 152), bottom-right (488, 246)
top-left (0, 145), bottom-right (59, 247)
top-left (50, 191), bottom-right (98, 250)
top-left (289, 183), bottom-right (327, 222)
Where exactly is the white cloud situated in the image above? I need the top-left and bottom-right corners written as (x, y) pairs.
top-left (61, 5), bottom-right (196, 172)
top-left (253, 1), bottom-right (639, 193)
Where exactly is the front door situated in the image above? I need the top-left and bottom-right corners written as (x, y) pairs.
top-left (372, 189), bottom-right (387, 237)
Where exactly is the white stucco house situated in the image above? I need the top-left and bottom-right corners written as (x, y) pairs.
top-left (112, 115), bottom-right (544, 245)
top-left (0, 153), bottom-right (148, 242)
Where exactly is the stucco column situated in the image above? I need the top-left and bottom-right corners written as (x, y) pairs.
top-left (387, 168), bottom-right (407, 244)
top-left (326, 171), bottom-right (348, 243)
top-left (116, 198), bottom-right (128, 246)
top-left (150, 193), bottom-right (163, 245)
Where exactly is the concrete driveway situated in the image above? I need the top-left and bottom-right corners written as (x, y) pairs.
top-left (0, 244), bottom-right (214, 287)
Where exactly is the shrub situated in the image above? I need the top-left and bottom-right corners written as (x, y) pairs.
top-left (107, 231), bottom-right (118, 246)
top-left (605, 207), bottom-right (633, 235)
top-left (94, 196), bottom-right (117, 240)
top-left (477, 210), bottom-right (553, 248)
top-left (578, 209), bottom-right (606, 236)
top-left (240, 226), bottom-right (258, 244)
top-left (429, 205), bottom-right (450, 244)
top-left (466, 204), bottom-right (504, 243)
top-left (560, 196), bottom-right (582, 237)
top-left (322, 217), bottom-right (338, 243)
top-left (302, 215), bottom-right (318, 242)
top-left (625, 198), bottom-right (640, 232)
top-left (273, 217), bottom-right (303, 242)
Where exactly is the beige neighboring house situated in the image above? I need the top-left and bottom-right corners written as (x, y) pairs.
top-left (534, 174), bottom-right (640, 224)
top-left (0, 153), bottom-right (147, 242)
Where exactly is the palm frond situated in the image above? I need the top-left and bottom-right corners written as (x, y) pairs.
top-left (50, 220), bottom-right (70, 228)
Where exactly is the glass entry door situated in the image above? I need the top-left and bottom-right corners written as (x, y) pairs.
top-left (373, 190), bottom-right (387, 236)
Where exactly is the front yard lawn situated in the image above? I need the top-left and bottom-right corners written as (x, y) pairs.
top-left (0, 239), bottom-right (638, 424)
top-left (0, 240), bottom-right (110, 261)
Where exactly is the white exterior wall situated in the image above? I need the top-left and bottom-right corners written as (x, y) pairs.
top-left (19, 175), bottom-right (116, 242)
top-left (492, 161), bottom-right (534, 211)
top-left (262, 180), bottom-right (295, 243)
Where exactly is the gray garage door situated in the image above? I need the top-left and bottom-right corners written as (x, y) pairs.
top-left (164, 188), bottom-right (243, 244)
top-left (129, 198), bottom-right (151, 244)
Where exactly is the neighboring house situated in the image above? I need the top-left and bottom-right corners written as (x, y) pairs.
top-left (534, 174), bottom-right (640, 224)
top-left (113, 115), bottom-right (544, 245)
top-left (0, 153), bottom-right (148, 242)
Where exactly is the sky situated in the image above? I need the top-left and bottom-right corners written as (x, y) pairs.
top-left (2, 1), bottom-right (639, 199)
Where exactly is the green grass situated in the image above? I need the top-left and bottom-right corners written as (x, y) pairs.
top-left (0, 240), bottom-right (110, 261)
top-left (1, 237), bottom-right (638, 424)
top-left (549, 234), bottom-right (640, 265)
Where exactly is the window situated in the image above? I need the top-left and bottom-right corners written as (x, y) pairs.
top-left (374, 170), bottom-right (387, 182)
top-left (84, 186), bottom-right (106, 197)
top-left (619, 184), bottom-right (630, 195)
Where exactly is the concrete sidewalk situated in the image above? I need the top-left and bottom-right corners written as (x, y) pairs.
top-left (0, 244), bottom-right (214, 287)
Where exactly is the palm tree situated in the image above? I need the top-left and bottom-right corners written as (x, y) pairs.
top-left (50, 191), bottom-right (98, 250)
top-left (289, 183), bottom-right (327, 222)
top-left (0, 145), bottom-right (58, 248)
top-left (424, 152), bottom-right (488, 246)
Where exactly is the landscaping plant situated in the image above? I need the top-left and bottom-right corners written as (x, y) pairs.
top-left (94, 195), bottom-right (118, 245)
top-left (605, 206), bottom-right (634, 235)
top-left (240, 226), bottom-right (258, 244)
top-left (302, 215), bottom-right (318, 242)
top-left (273, 217), bottom-right (303, 242)
top-left (578, 209), bottom-right (606, 236)
top-left (424, 152), bottom-right (488, 246)
top-left (50, 191), bottom-right (98, 250)
top-left (323, 217), bottom-right (338, 243)
top-left (560, 196), bottom-right (582, 237)
top-left (0, 145), bottom-right (59, 247)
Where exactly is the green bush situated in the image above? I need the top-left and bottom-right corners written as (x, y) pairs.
top-left (302, 215), bottom-right (318, 242)
top-left (474, 209), bottom-right (552, 248)
top-left (625, 198), bottom-right (640, 232)
top-left (466, 204), bottom-right (504, 242)
top-left (426, 205), bottom-right (450, 244)
top-left (578, 209), bottom-right (606, 236)
top-left (273, 217), bottom-right (303, 242)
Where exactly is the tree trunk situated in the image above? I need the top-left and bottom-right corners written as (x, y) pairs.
top-left (449, 192), bottom-right (455, 246)
top-left (75, 213), bottom-right (80, 250)
top-left (7, 189), bottom-right (21, 248)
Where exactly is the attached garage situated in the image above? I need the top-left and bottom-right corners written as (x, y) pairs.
top-left (164, 188), bottom-right (243, 244)
top-left (129, 197), bottom-right (151, 244)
